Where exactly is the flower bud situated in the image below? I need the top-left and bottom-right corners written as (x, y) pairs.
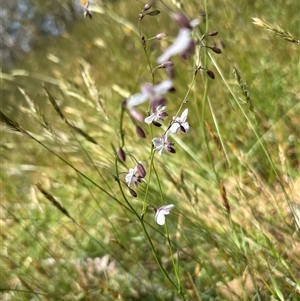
top-left (136, 126), bottom-right (146, 138)
top-left (207, 31), bottom-right (218, 36)
top-left (129, 108), bottom-right (144, 123)
top-left (137, 163), bottom-right (146, 178)
top-left (206, 70), bottom-right (215, 79)
top-left (160, 61), bottom-right (174, 68)
top-left (117, 148), bottom-right (126, 162)
top-left (156, 33), bottom-right (167, 40)
top-left (143, 3), bottom-right (151, 11)
top-left (173, 13), bottom-right (192, 29)
top-left (129, 188), bottom-right (137, 197)
top-left (211, 46), bottom-right (222, 54)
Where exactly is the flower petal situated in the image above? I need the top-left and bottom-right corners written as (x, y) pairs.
top-left (127, 93), bottom-right (148, 108)
top-left (155, 204), bottom-right (174, 225)
top-left (169, 123), bottom-right (180, 134)
top-left (144, 114), bottom-right (157, 125)
top-left (153, 80), bottom-right (173, 95)
top-left (155, 211), bottom-right (166, 225)
top-left (157, 28), bottom-right (192, 63)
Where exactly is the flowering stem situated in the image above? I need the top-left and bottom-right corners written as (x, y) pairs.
top-left (165, 222), bottom-right (183, 294)
top-left (140, 219), bottom-right (187, 301)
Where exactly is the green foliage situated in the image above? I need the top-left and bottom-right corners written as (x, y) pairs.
top-left (1, 0), bottom-right (299, 300)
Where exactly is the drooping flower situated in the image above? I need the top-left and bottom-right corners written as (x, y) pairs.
top-left (157, 14), bottom-right (199, 64)
top-left (126, 80), bottom-right (173, 109)
top-left (155, 204), bottom-right (175, 225)
top-left (168, 108), bottom-right (190, 134)
top-left (157, 28), bottom-right (194, 63)
top-left (152, 134), bottom-right (175, 155)
top-left (125, 163), bottom-right (147, 187)
top-left (144, 105), bottom-right (168, 125)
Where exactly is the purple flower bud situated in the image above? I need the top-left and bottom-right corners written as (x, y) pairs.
top-left (211, 46), bottom-right (222, 54)
top-left (173, 13), bottom-right (192, 29)
top-left (207, 31), bottom-right (218, 36)
top-left (129, 108), bottom-right (144, 123)
top-left (137, 163), bottom-right (146, 178)
top-left (143, 3), bottom-right (151, 11)
top-left (160, 61), bottom-right (174, 68)
top-left (156, 33), bottom-right (167, 40)
top-left (220, 41), bottom-right (226, 49)
top-left (129, 188), bottom-right (137, 197)
top-left (166, 65), bottom-right (175, 79)
top-left (136, 126), bottom-right (146, 138)
top-left (117, 148), bottom-right (126, 162)
top-left (206, 70), bottom-right (215, 79)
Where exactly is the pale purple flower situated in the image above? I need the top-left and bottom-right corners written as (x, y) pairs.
top-left (157, 28), bottom-right (194, 64)
top-left (169, 108), bottom-right (190, 134)
top-left (152, 134), bottom-right (175, 155)
top-left (144, 105), bottom-right (168, 125)
top-left (125, 166), bottom-right (140, 187)
top-left (157, 14), bottom-right (199, 64)
top-left (126, 80), bottom-right (173, 109)
top-left (125, 163), bottom-right (146, 187)
top-left (155, 204), bottom-right (174, 225)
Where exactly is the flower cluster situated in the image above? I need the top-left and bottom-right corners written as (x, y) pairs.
top-left (120, 9), bottom-right (221, 225)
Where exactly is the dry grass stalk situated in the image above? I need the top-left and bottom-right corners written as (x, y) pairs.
top-left (252, 18), bottom-right (300, 45)
top-left (220, 181), bottom-right (230, 214)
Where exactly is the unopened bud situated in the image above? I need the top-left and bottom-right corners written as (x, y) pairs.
top-left (211, 46), bottom-right (222, 54)
top-left (136, 126), bottom-right (146, 138)
top-left (155, 33), bottom-right (167, 40)
top-left (207, 31), bottom-right (218, 36)
top-left (173, 13), bottom-right (192, 29)
top-left (130, 108), bottom-right (144, 123)
top-left (129, 188), bottom-right (137, 197)
top-left (166, 65), bottom-right (175, 79)
top-left (139, 13), bottom-right (144, 21)
top-left (206, 70), bottom-right (215, 79)
top-left (160, 61), bottom-right (174, 68)
top-left (143, 3), bottom-right (151, 11)
top-left (137, 163), bottom-right (146, 178)
top-left (117, 148), bottom-right (126, 162)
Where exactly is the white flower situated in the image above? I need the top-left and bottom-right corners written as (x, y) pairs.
top-left (125, 163), bottom-right (146, 187)
top-left (152, 134), bottom-right (175, 155)
top-left (125, 167), bottom-right (142, 187)
top-left (157, 28), bottom-right (194, 64)
top-left (155, 204), bottom-right (175, 225)
top-left (169, 108), bottom-right (190, 134)
top-left (126, 80), bottom-right (173, 109)
top-left (144, 105), bottom-right (168, 125)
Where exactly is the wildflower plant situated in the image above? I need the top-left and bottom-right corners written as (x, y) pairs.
top-left (1, 0), bottom-right (300, 300)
